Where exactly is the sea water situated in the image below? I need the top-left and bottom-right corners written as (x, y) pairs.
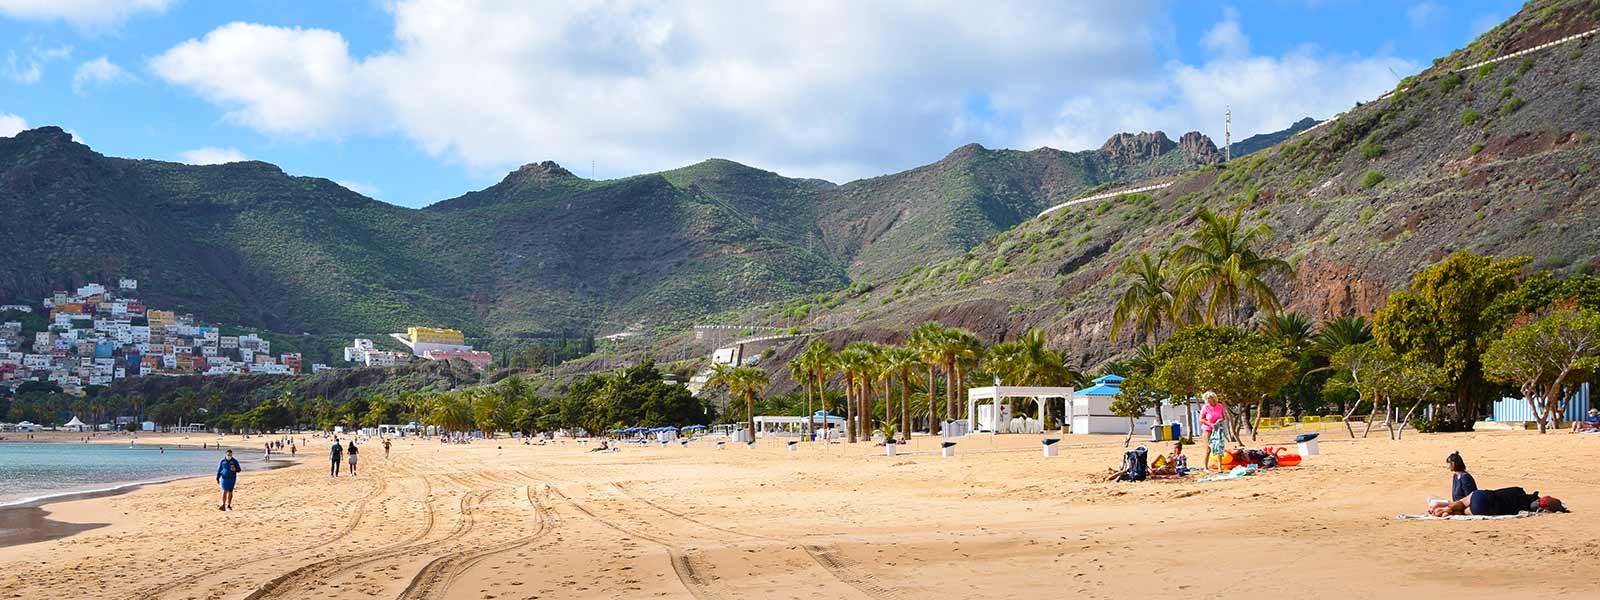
top-left (0, 443), bottom-right (240, 506)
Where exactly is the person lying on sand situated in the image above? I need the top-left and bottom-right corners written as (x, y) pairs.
top-left (1430, 487), bottom-right (1567, 517)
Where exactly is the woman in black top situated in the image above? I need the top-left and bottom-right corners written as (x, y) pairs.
top-left (1447, 452), bottom-right (1477, 502)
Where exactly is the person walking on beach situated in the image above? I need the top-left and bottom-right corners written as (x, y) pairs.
top-left (346, 441), bottom-right (359, 476)
top-left (330, 439), bottom-right (344, 477)
top-left (383, 438), bottom-right (391, 459)
top-left (1199, 392), bottom-right (1226, 471)
top-left (216, 449), bottom-right (241, 511)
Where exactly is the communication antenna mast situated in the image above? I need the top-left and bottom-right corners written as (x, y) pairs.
top-left (1224, 106), bottom-right (1232, 163)
top-left (591, 159), bottom-right (595, 180)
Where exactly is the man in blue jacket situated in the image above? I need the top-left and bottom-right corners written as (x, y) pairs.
top-left (216, 449), bottom-right (241, 511)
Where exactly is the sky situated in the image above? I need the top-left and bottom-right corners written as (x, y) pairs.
top-left (0, 0), bottom-right (1524, 208)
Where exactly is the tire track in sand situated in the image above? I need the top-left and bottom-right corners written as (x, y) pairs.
top-left (132, 457), bottom-right (399, 600)
top-left (607, 480), bottom-right (902, 600)
top-left (241, 473), bottom-right (446, 600)
top-left (541, 481), bottom-right (724, 600)
top-left (395, 483), bottom-right (557, 599)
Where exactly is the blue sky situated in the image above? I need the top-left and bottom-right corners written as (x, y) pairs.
top-left (1, 1), bottom-right (1522, 208)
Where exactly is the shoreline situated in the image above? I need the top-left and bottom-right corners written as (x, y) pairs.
top-left (0, 441), bottom-right (295, 548)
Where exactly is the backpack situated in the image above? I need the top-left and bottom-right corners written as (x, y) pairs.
top-left (1118, 446), bottom-right (1149, 481)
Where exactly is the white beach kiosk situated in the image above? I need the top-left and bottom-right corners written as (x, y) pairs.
top-left (965, 385), bottom-right (1075, 434)
top-left (1070, 375), bottom-right (1159, 435)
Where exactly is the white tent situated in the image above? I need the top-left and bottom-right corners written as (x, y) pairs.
top-left (966, 386), bottom-right (1075, 433)
top-left (64, 416), bottom-right (87, 431)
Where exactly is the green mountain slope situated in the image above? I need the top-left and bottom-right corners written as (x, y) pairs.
top-left (729, 0), bottom-right (1600, 368)
top-left (1, 121), bottom-right (1249, 339)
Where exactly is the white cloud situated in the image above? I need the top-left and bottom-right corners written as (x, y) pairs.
top-left (0, 112), bottom-right (26, 137)
top-left (0, 0), bottom-right (172, 30)
top-left (149, 1), bottom-right (1420, 183)
top-left (1200, 8), bottom-right (1249, 57)
top-left (5, 44), bottom-right (71, 84)
top-left (1025, 14), bottom-right (1416, 156)
top-left (72, 56), bottom-right (132, 94)
top-left (1407, 2), bottom-right (1445, 29)
top-left (152, 1), bottom-right (1165, 182)
top-left (335, 180), bottom-right (381, 198)
top-left (178, 146), bottom-right (249, 165)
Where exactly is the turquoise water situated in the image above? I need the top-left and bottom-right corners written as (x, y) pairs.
top-left (0, 443), bottom-right (247, 506)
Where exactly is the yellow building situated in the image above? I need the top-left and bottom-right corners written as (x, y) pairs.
top-left (408, 327), bottom-right (465, 345)
top-left (147, 310), bottom-right (176, 327)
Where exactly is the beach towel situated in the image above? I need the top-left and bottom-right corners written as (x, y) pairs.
top-left (1198, 464), bottom-right (1257, 483)
top-left (1394, 511), bottom-right (1539, 521)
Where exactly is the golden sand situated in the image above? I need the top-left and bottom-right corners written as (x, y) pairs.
top-left (1, 428), bottom-right (1596, 599)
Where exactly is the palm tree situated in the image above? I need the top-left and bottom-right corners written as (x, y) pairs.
top-left (907, 322), bottom-right (948, 434)
top-left (708, 366), bottom-right (770, 443)
top-left (1309, 315), bottom-right (1373, 358)
top-left (843, 341), bottom-right (884, 439)
top-left (793, 340), bottom-right (835, 440)
top-left (1111, 249), bottom-right (1194, 343)
top-left (881, 346), bottom-right (919, 439)
top-left (1259, 311), bottom-right (1314, 353)
top-left (938, 330), bottom-right (983, 422)
top-left (1174, 205), bottom-right (1293, 325)
top-left (834, 345), bottom-right (872, 443)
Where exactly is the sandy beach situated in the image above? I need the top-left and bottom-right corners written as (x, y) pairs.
top-left (0, 429), bottom-right (1596, 599)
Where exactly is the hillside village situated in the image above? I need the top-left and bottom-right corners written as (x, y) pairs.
top-left (0, 281), bottom-right (492, 395)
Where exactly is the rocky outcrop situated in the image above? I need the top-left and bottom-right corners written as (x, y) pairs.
top-left (1177, 131), bottom-right (1222, 163)
top-left (1098, 131), bottom-right (1177, 164)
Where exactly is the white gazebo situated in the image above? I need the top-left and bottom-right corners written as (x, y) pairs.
top-left (966, 386), bottom-right (1075, 433)
top-left (64, 416), bottom-right (87, 432)
top-left (753, 413), bottom-right (847, 438)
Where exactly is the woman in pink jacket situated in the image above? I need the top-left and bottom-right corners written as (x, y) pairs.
top-left (1199, 391), bottom-right (1226, 471)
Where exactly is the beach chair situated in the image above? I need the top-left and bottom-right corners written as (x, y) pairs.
top-left (1256, 417), bottom-right (1276, 431)
top-left (1300, 416), bottom-right (1320, 431)
top-left (1279, 416), bottom-right (1298, 430)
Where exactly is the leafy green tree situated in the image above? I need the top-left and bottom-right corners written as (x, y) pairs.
top-left (1373, 251), bottom-right (1530, 422)
top-left (1191, 333), bottom-right (1296, 441)
top-left (1111, 373), bottom-right (1163, 446)
top-left (1482, 307), bottom-right (1600, 433)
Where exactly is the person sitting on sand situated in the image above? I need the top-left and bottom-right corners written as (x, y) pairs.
top-left (1151, 441), bottom-right (1189, 476)
top-left (1572, 408), bottom-right (1600, 433)
top-left (216, 449), bottom-right (241, 511)
top-left (346, 441), bottom-right (359, 476)
top-left (1430, 487), bottom-right (1567, 517)
top-left (1447, 451), bottom-right (1477, 502)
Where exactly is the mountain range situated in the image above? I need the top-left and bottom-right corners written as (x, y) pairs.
top-left (8, 1), bottom-right (1593, 380)
top-left (689, 0), bottom-right (1600, 380)
top-left (0, 118), bottom-right (1300, 339)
